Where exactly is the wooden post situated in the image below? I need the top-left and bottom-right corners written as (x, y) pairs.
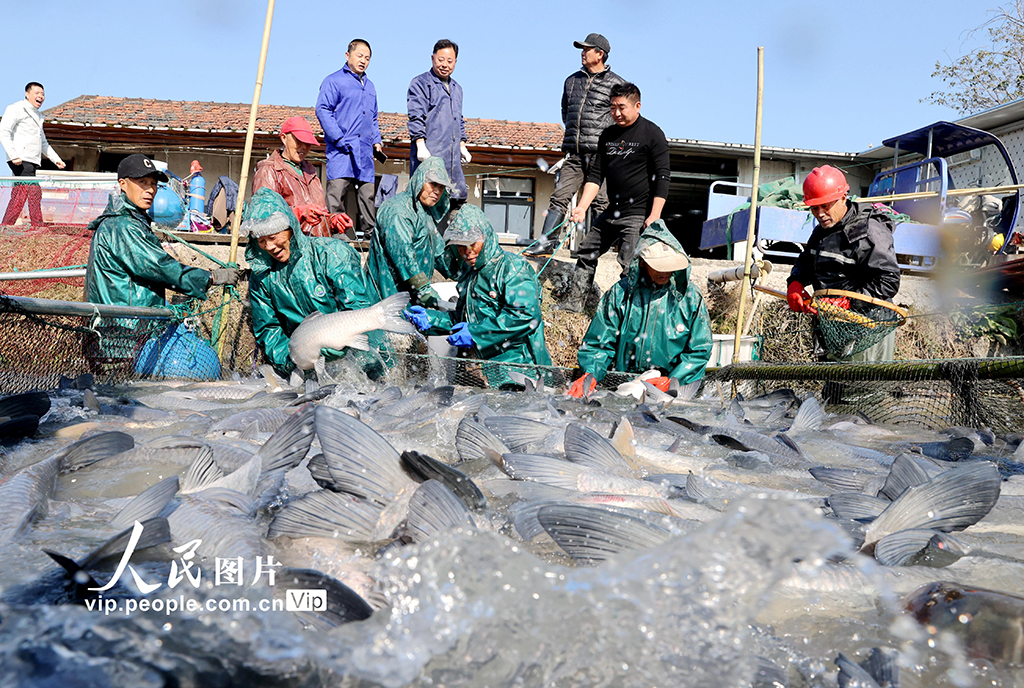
top-left (732, 47), bottom-right (764, 365)
top-left (215, 0), bottom-right (275, 361)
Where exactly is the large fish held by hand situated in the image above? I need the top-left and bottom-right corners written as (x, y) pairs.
top-left (288, 292), bottom-right (416, 379)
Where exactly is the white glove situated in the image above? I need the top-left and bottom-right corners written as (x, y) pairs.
top-left (416, 140), bottom-right (430, 162)
top-left (460, 142), bottom-right (472, 164)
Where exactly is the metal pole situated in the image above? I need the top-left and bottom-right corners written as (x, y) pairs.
top-left (215, 0), bottom-right (275, 361)
top-left (732, 47), bottom-right (764, 365)
top-left (0, 269), bottom-right (87, 280)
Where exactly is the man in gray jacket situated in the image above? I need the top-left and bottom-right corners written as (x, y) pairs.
top-left (1, 82), bottom-right (65, 226)
top-left (523, 33), bottom-right (624, 257)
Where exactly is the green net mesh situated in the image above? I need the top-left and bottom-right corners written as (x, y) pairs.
top-left (814, 297), bottom-right (906, 358)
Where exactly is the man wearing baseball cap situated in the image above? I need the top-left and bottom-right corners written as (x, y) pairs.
top-left (523, 33), bottom-right (624, 258)
top-left (569, 221), bottom-right (712, 398)
top-left (84, 153), bottom-right (240, 310)
top-left (252, 115), bottom-right (353, 238)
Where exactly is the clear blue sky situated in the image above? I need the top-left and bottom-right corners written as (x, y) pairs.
top-left (8, 0), bottom-right (996, 153)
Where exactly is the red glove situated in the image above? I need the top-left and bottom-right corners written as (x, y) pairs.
top-left (567, 374), bottom-right (597, 399)
top-left (328, 212), bottom-right (354, 233)
top-left (293, 204), bottom-right (327, 226)
top-left (787, 281), bottom-right (816, 314)
top-left (818, 296), bottom-right (850, 310)
top-left (646, 376), bottom-right (672, 392)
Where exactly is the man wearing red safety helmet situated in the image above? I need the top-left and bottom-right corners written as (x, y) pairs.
top-left (252, 116), bottom-right (354, 238)
top-left (787, 165), bottom-right (900, 361)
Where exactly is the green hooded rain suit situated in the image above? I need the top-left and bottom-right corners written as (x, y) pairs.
top-left (577, 221), bottom-right (713, 385)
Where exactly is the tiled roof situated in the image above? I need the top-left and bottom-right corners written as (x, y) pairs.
top-left (42, 95), bottom-right (563, 150)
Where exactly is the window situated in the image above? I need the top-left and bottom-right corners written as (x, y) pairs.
top-left (481, 177), bottom-right (534, 242)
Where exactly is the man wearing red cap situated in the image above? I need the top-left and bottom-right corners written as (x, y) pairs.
top-left (252, 116), bottom-right (352, 238)
top-left (787, 165), bottom-right (900, 361)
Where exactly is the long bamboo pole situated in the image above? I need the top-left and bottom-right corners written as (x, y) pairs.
top-left (215, 0), bottom-right (276, 361)
top-left (732, 47), bottom-right (764, 365)
top-left (836, 182), bottom-right (1024, 206)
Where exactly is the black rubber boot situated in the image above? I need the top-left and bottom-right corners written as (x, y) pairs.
top-left (523, 211), bottom-right (565, 258)
top-left (555, 269), bottom-right (594, 313)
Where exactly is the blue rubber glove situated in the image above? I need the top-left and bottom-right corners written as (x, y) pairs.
top-left (447, 322), bottom-right (474, 348)
top-left (403, 306), bottom-right (431, 332)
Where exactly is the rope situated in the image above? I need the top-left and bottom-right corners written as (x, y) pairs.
top-left (534, 218), bottom-right (574, 276)
top-left (156, 229), bottom-right (237, 269)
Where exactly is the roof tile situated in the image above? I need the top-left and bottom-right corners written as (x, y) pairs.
top-left (42, 95), bottom-right (564, 151)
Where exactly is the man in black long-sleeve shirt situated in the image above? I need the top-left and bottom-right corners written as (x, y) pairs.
top-left (561, 82), bottom-right (671, 312)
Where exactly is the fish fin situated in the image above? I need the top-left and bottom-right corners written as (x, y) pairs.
top-left (258, 363), bottom-right (286, 392)
top-left (0, 390), bottom-right (50, 419)
top-left (110, 476), bottom-right (180, 528)
top-left (179, 447), bottom-right (223, 494)
top-left (675, 379), bottom-right (700, 401)
top-left (729, 397), bottom-right (745, 420)
top-left (254, 404), bottom-right (315, 473)
top-left (667, 437), bottom-right (683, 453)
top-left (858, 648), bottom-right (899, 688)
top-left (400, 450), bottom-right (486, 510)
top-left (536, 503), bottom-right (671, 565)
top-left (500, 453), bottom-right (586, 489)
top-left (81, 517), bottom-right (172, 569)
top-left (865, 461), bottom-right (1001, 544)
top-left (774, 432), bottom-right (803, 455)
top-left (314, 356), bottom-right (330, 385)
top-left (60, 431), bottom-right (135, 473)
top-left (512, 500), bottom-right (559, 541)
top-left (289, 369), bottom-right (305, 389)
top-left (874, 528), bottom-right (942, 567)
top-left (314, 405), bottom-right (410, 505)
top-left (666, 415), bottom-right (709, 435)
top-left (1014, 441), bottom-right (1024, 460)
top-left (879, 453), bottom-right (931, 501)
top-left (191, 487), bottom-right (256, 515)
top-left (763, 404), bottom-right (789, 427)
top-left (239, 421), bottom-right (262, 442)
top-left (809, 467), bottom-right (877, 494)
top-left (375, 291), bottom-right (416, 334)
top-left (789, 396), bottom-right (824, 433)
top-left (564, 422), bottom-right (630, 472)
top-left (835, 652), bottom-right (883, 688)
top-left (43, 550), bottom-right (103, 600)
top-left (346, 334), bottom-right (371, 351)
top-left (275, 567), bottom-right (373, 628)
top-left (305, 377), bottom-right (320, 396)
top-left (827, 492), bottom-right (891, 521)
top-left (306, 453), bottom-right (334, 489)
top-left (456, 415), bottom-right (507, 458)
top-left (143, 435), bottom-right (208, 450)
top-left (483, 415), bottom-right (554, 452)
top-left (609, 418), bottom-right (638, 465)
top-left (83, 389), bottom-right (102, 413)
top-left (405, 480), bottom-right (476, 542)
top-left (267, 489), bottom-right (380, 541)
top-left (0, 415), bottom-right (39, 443)
top-left (711, 434), bottom-right (752, 452)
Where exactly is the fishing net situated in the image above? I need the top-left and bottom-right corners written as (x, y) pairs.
top-left (705, 357), bottom-right (1024, 434)
top-left (812, 289), bottom-right (907, 358)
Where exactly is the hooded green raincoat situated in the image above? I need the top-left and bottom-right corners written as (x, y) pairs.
top-left (445, 206), bottom-right (551, 384)
top-left (84, 192), bottom-right (211, 309)
top-left (246, 193), bottom-right (378, 374)
top-left (365, 156), bottom-right (458, 312)
top-left (578, 221), bottom-right (713, 385)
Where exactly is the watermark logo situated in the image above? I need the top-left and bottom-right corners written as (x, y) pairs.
top-left (285, 589), bottom-right (327, 612)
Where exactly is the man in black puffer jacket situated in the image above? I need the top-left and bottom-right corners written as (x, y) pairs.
top-left (523, 33), bottom-right (624, 257)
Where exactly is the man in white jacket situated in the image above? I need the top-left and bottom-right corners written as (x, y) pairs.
top-left (0, 82), bottom-right (65, 226)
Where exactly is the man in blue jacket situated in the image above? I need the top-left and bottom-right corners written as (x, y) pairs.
top-left (407, 39), bottom-right (470, 207)
top-left (316, 38), bottom-right (383, 241)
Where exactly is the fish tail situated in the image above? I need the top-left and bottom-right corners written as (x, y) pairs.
top-left (376, 292), bottom-right (416, 334)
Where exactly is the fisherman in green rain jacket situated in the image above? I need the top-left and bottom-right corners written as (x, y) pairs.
top-left (404, 204), bottom-right (551, 388)
top-left (85, 154), bottom-right (239, 309)
top-left (244, 187), bottom-right (381, 377)
top-left (365, 156), bottom-right (458, 327)
top-left (569, 221), bottom-right (712, 397)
